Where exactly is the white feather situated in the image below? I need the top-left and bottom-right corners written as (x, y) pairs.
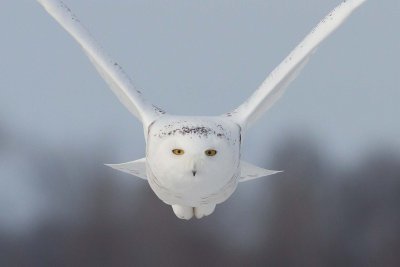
top-left (225, 0), bottom-right (366, 130)
top-left (239, 161), bottom-right (281, 182)
top-left (36, 0), bottom-right (165, 128)
top-left (105, 158), bottom-right (147, 180)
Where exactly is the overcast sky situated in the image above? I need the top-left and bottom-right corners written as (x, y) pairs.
top-left (1, 0), bottom-right (399, 165)
top-left (0, 0), bottom-right (400, 233)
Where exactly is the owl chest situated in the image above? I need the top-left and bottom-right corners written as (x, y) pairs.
top-left (145, 163), bottom-right (239, 207)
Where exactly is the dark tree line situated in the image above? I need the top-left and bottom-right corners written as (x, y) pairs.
top-left (1, 132), bottom-right (399, 266)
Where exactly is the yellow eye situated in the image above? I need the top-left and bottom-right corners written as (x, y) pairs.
top-left (205, 149), bottom-right (217, 157)
top-left (172, 149), bottom-right (185, 155)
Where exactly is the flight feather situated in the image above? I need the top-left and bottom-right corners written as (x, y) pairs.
top-left (224, 0), bottom-right (366, 130)
top-left (36, 0), bottom-right (165, 127)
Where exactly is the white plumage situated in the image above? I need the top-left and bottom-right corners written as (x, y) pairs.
top-left (36, 0), bottom-right (366, 219)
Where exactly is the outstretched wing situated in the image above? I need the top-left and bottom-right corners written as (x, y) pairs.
top-left (106, 158), bottom-right (147, 180)
top-left (37, 0), bottom-right (165, 127)
top-left (239, 161), bottom-right (281, 182)
top-left (224, 0), bottom-right (366, 130)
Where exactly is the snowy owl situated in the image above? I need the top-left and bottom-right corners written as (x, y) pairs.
top-left (37, 0), bottom-right (366, 219)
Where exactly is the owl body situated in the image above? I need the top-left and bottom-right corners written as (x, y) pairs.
top-left (146, 116), bottom-right (241, 207)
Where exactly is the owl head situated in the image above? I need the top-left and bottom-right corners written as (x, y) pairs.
top-left (146, 116), bottom-right (241, 197)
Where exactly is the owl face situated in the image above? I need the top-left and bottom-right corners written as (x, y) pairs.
top-left (146, 116), bottom-right (241, 197)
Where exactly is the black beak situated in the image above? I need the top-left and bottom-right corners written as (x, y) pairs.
top-left (192, 170), bottom-right (197, 176)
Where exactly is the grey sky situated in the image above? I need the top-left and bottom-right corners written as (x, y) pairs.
top-left (0, 0), bottom-right (399, 235)
top-left (1, 0), bottom-right (399, 165)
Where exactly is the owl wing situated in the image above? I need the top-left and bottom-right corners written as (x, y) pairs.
top-left (37, 0), bottom-right (165, 127)
top-left (239, 161), bottom-right (281, 182)
top-left (224, 0), bottom-right (366, 130)
top-left (105, 158), bottom-right (147, 180)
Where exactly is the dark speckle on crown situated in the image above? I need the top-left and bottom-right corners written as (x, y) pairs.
top-left (149, 117), bottom-right (239, 145)
top-left (156, 125), bottom-right (226, 139)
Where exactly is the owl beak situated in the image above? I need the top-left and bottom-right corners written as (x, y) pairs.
top-left (190, 160), bottom-right (198, 177)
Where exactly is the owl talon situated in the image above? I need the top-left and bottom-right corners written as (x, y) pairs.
top-left (194, 204), bottom-right (216, 219)
top-left (172, 205), bottom-right (193, 220)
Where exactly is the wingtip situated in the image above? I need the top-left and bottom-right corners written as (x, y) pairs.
top-left (104, 163), bottom-right (116, 168)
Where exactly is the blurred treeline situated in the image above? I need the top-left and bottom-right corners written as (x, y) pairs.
top-left (1, 128), bottom-right (399, 267)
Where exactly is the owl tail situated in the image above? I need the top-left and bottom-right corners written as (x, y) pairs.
top-left (105, 158), bottom-right (147, 180)
top-left (239, 161), bottom-right (281, 182)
